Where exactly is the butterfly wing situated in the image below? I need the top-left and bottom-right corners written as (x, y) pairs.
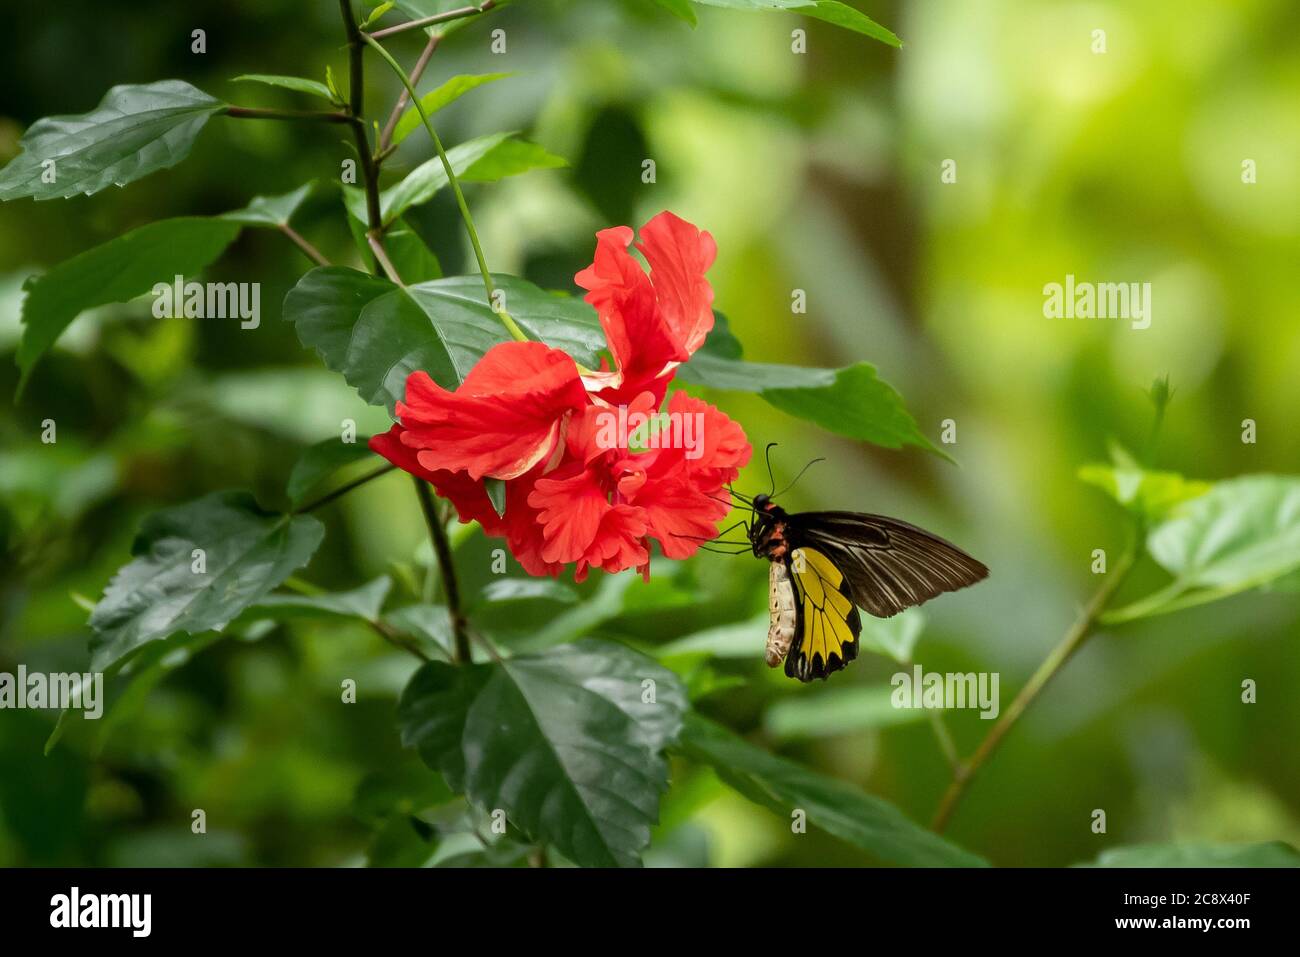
top-left (784, 547), bottom-right (861, 682)
top-left (788, 511), bottom-right (988, 619)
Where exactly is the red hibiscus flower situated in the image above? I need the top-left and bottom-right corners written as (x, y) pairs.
top-left (370, 210), bottom-right (752, 580)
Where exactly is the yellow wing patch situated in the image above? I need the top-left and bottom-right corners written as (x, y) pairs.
top-left (786, 547), bottom-right (861, 682)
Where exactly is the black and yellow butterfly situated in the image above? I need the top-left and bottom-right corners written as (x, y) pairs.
top-left (691, 447), bottom-right (987, 682)
top-left (744, 495), bottom-right (988, 681)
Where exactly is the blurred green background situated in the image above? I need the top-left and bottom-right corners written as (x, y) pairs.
top-left (2, 0), bottom-right (1298, 866)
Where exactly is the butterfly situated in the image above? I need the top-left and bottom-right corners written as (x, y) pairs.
top-left (695, 448), bottom-right (989, 682)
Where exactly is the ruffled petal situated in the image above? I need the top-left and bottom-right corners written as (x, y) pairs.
top-left (574, 505), bottom-right (649, 580)
top-left (503, 468), bottom-right (565, 578)
top-left (636, 211), bottom-right (717, 357)
top-left (395, 341), bottom-right (587, 481)
top-left (369, 425), bottom-right (505, 535)
top-left (665, 390), bottom-right (752, 491)
top-left (575, 224), bottom-right (686, 405)
top-left (528, 464), bottom-right (610, 565)
top-left (623, 469), bottom-right (729, 559)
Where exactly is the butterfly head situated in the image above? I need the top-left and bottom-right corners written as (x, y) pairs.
top-left (746, 494), bottom-right (788, 559)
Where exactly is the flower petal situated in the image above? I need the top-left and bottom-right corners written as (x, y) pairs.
top-left (636, 211), bottom-right (717, 357)
top-left (575, 223), bottom-right (685, 404)
top-left (369, 425), bottom-right (505, 535)
top-left (395, 341), bottom-right (587, 481)
top-left (528, 465), bottom-right (610, 565)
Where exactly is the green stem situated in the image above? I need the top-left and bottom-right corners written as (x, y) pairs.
top-left (926, 709), bottom-right (961, 774)
top-left (366, 1), bottom-right (495, 41)
top-left (226, 106), bottom-right (351, 123)
top-left (930, 542), bottom-right (1139, 833)
top-left (412, 477), bottom-right (470, 663)
top-left (279, 223), bottom-right (331, 266)
top-left (339, 0), bottom-right (384, 235)
top-left (361, 32), bottom-right (528, 343)
top-left (377, 33), bottom-right (441, 155)
top-left (905, 654), bottom-right (961, 772)
top-left (367, 232), bottom-right (405, 284)
top-left (294, 464), bottom-right (396, 514)
top-left (285, 576), bottom-right (429, 661)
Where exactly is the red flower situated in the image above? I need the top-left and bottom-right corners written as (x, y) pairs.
top-left (575, 211), bottom-right (717, 406)
top-left (370, 211), bottom-right (752, 580)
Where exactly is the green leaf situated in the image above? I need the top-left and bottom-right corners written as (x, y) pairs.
top-left (398, 641), bottom-right (687, 867)
top-left (286, 437), bottom-right (377, 506)
top-left (764, 684), bottom-right (925, 740)
top-left (353, 766), bottom-right (455, 828)
top-left (858, 606), bottom-right (924, 662)
top-left (460, 138), bottom-right (567, 183)
top-left (1078, 443), bottom-right (1211, 524)
top-left (697, 312), bottom-right (743, 360)
top-left (1079, 841), bottom-right (1300, 868)
top-left (232, 74), bottom-right (337, 104)
top-left (484, 478), bottom-right (507, 517)
top-left (383, 604), bottom-right (456, 661)
top-left (653, 0), bottom-right (699, 25)
top-left (1104, 475), bottom-right (1300, 623)
top-left (366, 814), bottom-right (439, 867)
top-left (0, 80), bottom-right (226, 201)
top-left (249, 577), bottom-right (392, 622)
top-left (221, 182), bottom-right (315, 228)
top-left (475, 578), bottom-right (579, 606)
top-left (383, 219), bottom-right (443, 283)
top-left (348, 132), bottom-right (564, 225)
top-left (676, 713), bottom-right (988, 866)
top-left (691, 0), bottom-right (901, 46)
top-left (679, 355), bottom-right (944, 458)
top-left (390, 73), bottom-right (513, 147)
top-left (283, 267), bottom-right (605, 408)
top-left (88, 491), bottom-right (325, 671)
top-left (325, 66), bottom-right (344, 104)
top-left (361, 1), bottom-right (396, 29)
top-left (508, 560), bottom-right (698, 653)
top-left (656, 613), bottom-right (769, 659)
top-left (45, 630), bottom-right (223, 756)
top-left (434, 837), bottom-right (533, 867)
top-left (16, 217), bottom-right (243, 395)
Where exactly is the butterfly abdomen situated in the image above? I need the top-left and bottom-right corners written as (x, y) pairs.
top-left (765, 560), bottom-right (797, 667)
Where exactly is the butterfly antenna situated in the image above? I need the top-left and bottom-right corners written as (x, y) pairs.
top-left (764, 442), bottom-right (778, 496)
top-left (773, 457), bottom-right (826, 498)
top-left (669, 520), bottom-right (747, 544)
top-left (693, 543), bottom-right (753, 556)
top-left (720, 487), bottom-right (756, 507)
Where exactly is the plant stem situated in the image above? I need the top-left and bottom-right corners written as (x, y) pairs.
top-left (368, 232), bottom-right (405, 284)
top-left (926, 709), bottom-right (962, 773)
top-left (339, 0), bottom-right (384, 235)
top-left (371, 618), bottom-right (433, 662)
top-left (412, 477), bottom-right (470, 663)
top-left (366, 2), bottom-right (495, 41)
top-left (362, 33), bottom-right (528, 343)
top-left (279, 223), bottom-right (331, 266)
top-left (287, 575), bottom-right (430, 662)
top-left (294, 464), bottom-right (396, 514)
top-left (226, 106), bottom-right (351, 123)
top-left (930, 544), bottom-right (1138, 833)
top-left (377, 33), bottom-right (441, 156)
